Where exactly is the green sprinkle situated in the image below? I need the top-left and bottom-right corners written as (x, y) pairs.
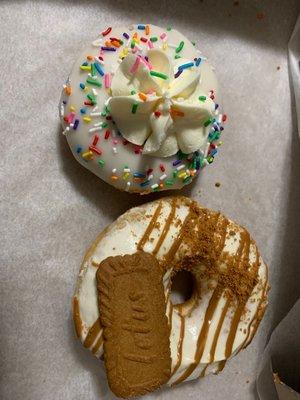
top-left (166, 26), bottom-right (172, 31)
top-left (80, 65), bottom-right (91, 71)
top-left (150, 36), bottom-right (158, 42)
top-left (204, 118), bottom-right (213, 127)
top-left (150, 70), bottom-right (168, 80)
top-left (91, 63), bottom-right (96, 76)
top-left (130, 40), bottom-right (135, 49)
top-left (131, 90), bottom-right (136, 95)
top-left (175, 41), bottom-right (184, 53)
top-left (87, 93), bottom-right (97, 104)
top-left (184, 176), bottom-right (192, 184)
top-left (199, 96), bottom-right (207, 102)
top-left (132, 103), bottom-right (138, 114)
top-left (207, 156), bottom-right (214, 164)
top-left (101, 111), bottom-right (107, 117)
top-left (98, 159), bottom-right (105, 167)
top-left (200, 158), bottom-right (206, 168)
top-left (192, 42), bottom-right (196, 46)
top-left (119, 40), bottom-right (124, 45)
top-left (166, 179), bottom-right (174, 186)
top-left (102, 122), bottom-right (108, 128)
top-left (86, 77), bottom-right (102, 87)
top-left (175, 54), bottom-right (181, 59)
top-left (173, 170), bottom-right (178, 178)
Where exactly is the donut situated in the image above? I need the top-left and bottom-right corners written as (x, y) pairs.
top-left (59, 24), bottom-right (226, 194)
top-left (72, 197), bottom-right (269, 396)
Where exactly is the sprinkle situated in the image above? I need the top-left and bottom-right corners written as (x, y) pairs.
top-left (63, 127), bottom-right (70, 136)
top-left (126, 181), bottom-right (131, 191)
top-left (199, 96), bottom-right (206, 102)
top-left (133, 172), bottom-right (146, 179)
top-left (166, 180), bottom-right (174, 186)
top-left (173, 170), bottom-right (178, 178)
top-left (154, 111), bottom-right (161, 118)
top-left (130, 56), bottom-right (141, 73)
top-left (184, 176), bottom-right (192, 184)
top-left (175, 54), bottom-right (181, 59)
top-left (80, 65), bottom-right (91, 71)
top-left (79, 83), bottom-right (85, 90)
top-left (151, 183), bottom-right (159, 190)
top-left (104, 130), bottom-right (111, 140)
top-left (113, 147), bottom-right (117, 154)
top-left (177, 164), bottom-right (185, 171)
top-left (166, 26), bottom-right (172, 31)
top-left (195, 58), bottom-right (202, 67)
top-left (148, 40), bottom-right (154, 49)
top-left (92, 135), bottom-right (99, 146)
top-left (89, 145), bottom-right (102, 155)
top-left (86, 77), bottom-right (102, 87)
top-left (160, 32), bottom-right (167, 40)
top-left (123, 32), bottom-right (130, 39)
top-left (76, 146), bottom-right (82, 154)
top-left (82, 150), bottom-right (93, 160)
top-left (145, 25), bottom-right (150, 35)
top-left (222, 114), bottom-right (227, 122)
top-left (104, 73), bottom-right (111, 88)
top-left (80, 108), bottom-right (87, 114)
top-left (178, 62), bottom-right (194, 71)
top-left (87, 93), bottom-right (97, 104)
top-left (101, 27), bottom-right (112, 36)
top-left (172, 159), bottom-right (182, 166)
top-left (83, 116), bottom-right (91, 123)
top-left (131, 103), bottom-right (138, 114)
top-left (175, 41), bottom-right (184, 53)
top-left (112, 168), bottom-right (117, 173)
top-left (101, 46), bottom-right (116, 51)
top-left (147, 168), bottom-right (153, 175)
top-left (123, 168), bottom-right (131, 173)
top-left (111, 40), bottom-right (121, 48)
top-left (150, 36), bottom-right (158, 42)
top-left (178, 171), bottom-right (187, 179)
top-left (160, 164), bottom-right (165, 172)
top-left (159, 174), bottom-right (167, 181)
top-left (138, 92), bottom-right (147, 101)
top-left (90, 112), bottom-right (101, 117)
top-left (97, 159), bottom-right (104, 167)
top-left (140, 180), bottom-right (150, 187)
top-left (140, 37), bottom-right (148, 43)
top-left (204, 118), bottom-right (213, 127)
top-left (150, 70), bottom-right (168, 80)
top-left (174, 69), bottom-right (183, 79)
top-left (111, 175), bottom-right (118, 181)
top-left (137, 24), bottom-right (145, 30)
top-left (94, 62), bottom-right (104, 76)
top-left (73, 119), bottom-right (79, 130)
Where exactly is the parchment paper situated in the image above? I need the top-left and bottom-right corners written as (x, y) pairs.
top-left (1, 1), bottom-right (300, 399)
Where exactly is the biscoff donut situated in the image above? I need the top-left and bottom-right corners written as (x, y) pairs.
top-left (72, 197), bottom-right (268, 396)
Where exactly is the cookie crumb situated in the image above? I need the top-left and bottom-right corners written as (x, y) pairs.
top-left (277, 66), bottom-right (280, 70)
top-left (246, 380), bottom-right (250, 383)
top-left (215, 182), bottom-right (221, 187)
top-left (233, 0), bottom-right (239, 5)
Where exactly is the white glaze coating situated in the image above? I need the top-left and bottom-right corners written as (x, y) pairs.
top-left (73, 197), bottom-right (268, 385)
top-left (59, 24), bottom-right (225, 193)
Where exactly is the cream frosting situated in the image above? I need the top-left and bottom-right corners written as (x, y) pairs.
top-left (59, 24), bottom-right (226, 193)
top-left (73, 197), bottom-right (269, 386)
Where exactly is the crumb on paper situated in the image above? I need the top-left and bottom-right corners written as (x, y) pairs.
top-left (277, 66), bottom-right (281, 70)
top-left (257, 12), bottom-right (265, 20)
top-left (215, 182), bottom-right (221, 187)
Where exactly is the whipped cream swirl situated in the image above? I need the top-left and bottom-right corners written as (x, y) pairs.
top-left (109, 49), bottom-right (216, 157)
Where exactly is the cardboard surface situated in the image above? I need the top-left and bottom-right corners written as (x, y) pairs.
top-left (1, 1), bottom-right (300, 399)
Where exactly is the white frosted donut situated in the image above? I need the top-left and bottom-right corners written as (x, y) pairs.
top-left (59, 24), bottom-right (226, 194)
top-left (73, 197), bottom-right (269, 386)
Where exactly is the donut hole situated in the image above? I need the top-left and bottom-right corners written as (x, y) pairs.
top-left (170, 270), bottom-right (195, 305)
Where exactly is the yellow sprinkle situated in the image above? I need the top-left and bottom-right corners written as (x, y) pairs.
top-left (80, 65), bottom-right (91, 71)
top-left (83, 117), bottom-right (91, 123)
top-left (162, 43), bottom-right (168, 51)
top-left (123, 172), bottom-right (130, 180)
top-left (178, 171), bottom-right (187, 179)
top-left (123, 47), bottom-right (129, 56)
top-left (82, 150), bottom-right (93, 160)
top-left (70, 106), bottom-right (76, 112)
top-left (84, 86), bottom-right (89, 92)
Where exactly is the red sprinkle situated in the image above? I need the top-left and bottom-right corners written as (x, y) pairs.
top-left (92, 135), bottom-right (99, 146)
top-left (123, 139), bottom-right (129, 145)
top-left (101, 27), bottom-right (112, 37)
top-left (210, 94), bottom-right (215, 100)
top-left (154, 111), bottom-right (161, 118)
top-left (89, 146), bottom-right (102, 155)
top-left (222, 114), bottom-right (227, 122)
top-left (160, 164), bottom-right (165, 172)
top-left (147, 168), bottom-right (153, 175)
top-left (98, 56), bottom-right (104, 61)
top-left (106, 116), bottom-right (112, 120)
top-left (84, 101), bottom-right (93, 106)
top-left (104, 130), bottom-right (111, 140)
top-left (140, 37), bottom-right (148, 43)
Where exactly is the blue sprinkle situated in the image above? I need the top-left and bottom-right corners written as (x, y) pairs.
top-left (174, 69), bottom-right (183, 79)
top-left (80, 108), bottom-right (87, 114)
top-left (101, 46), bottom-right (116, 51)
top-left (172, 159), bottom-right (182, 166)
top-left (94, 62), bottom-right (104, 76)
top-left (215, 103), bottom-right (219, 110)
top-left (213, 123), bottom-right (220, 131)
top-left (62, 100), bottom-right (67, 105)
top-left (195, 58), bottom-right (202, 67)
top-left (79, 83), bottom-right (85, 90)
top-left (220, 126), bottom-right (224, 131)
top-left (209, 148), bottom-right (218, 157)
top-left (123, 32), bottom-right (130, 39)
top-left (82, 61), bottom-right (88, 66)
top-left (137, 24), bottom-right (145, 30)
top-left (76, 146), bottom-right (82, 154)
top-left (140, 180), bottom-right (150, 187)
top-left (196, 160), bottom-right (201, 170)
top-left (133, 172), bottom-right (146, 179)
top-left (73, 119), bottom-right (79, 130)
top-left (178, 62), bottom-right (194, 71)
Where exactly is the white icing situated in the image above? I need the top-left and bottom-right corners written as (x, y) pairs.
top-left (59, 24), bottom-right (223, 193)
top-left (74, 198), bottom-right (268, 385)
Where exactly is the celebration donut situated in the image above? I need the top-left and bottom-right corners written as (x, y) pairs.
top-left (72, 197), bottom-right (268, 397)
top-left (59, 24), bottom-right (226, 194)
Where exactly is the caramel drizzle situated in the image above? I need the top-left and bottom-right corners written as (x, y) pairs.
top-left (73, 297), bottom-right (83, 338)
top-left (83, 318), bottom-right (102, 348)
top-left (92, 334), bottom-right (104, 354)
top-left (208, 298), bottom-right (231, 362)
top-left (171, 314), bottom-right (185, 377)
top-left (137, 202), bottom-right (163, 250)
top-left (152, 198), bottom-right (177, 255)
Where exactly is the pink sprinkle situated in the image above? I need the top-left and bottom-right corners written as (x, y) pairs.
top-left (160, 32), bottom-right (167, 40)
top-left (130, 56), bottom-right (141, 74)
top-left (148, 40), bottom-right (154, 49)
top-left (132, 47), bottom-right (138, 54)
top-left (104, 73), bottom-right (111, 88)
top-left (66, 112), bottom-right (75, 124)
top-left (113, 139), bottom-right (118, 145)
